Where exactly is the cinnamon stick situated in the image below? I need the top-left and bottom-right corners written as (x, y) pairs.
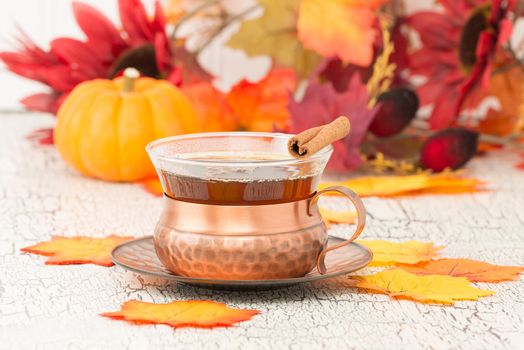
top-left (288, 116), bottom-right (350, 158)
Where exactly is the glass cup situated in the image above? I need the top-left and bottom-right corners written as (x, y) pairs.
top-left (147, 132), bottom-right (366, 280)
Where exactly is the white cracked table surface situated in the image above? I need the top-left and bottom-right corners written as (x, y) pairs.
top-left (1, 113), bottom-right (523, 350)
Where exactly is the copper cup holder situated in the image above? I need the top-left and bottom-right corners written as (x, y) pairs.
top-left (153, 186), bottom-right (366, 280)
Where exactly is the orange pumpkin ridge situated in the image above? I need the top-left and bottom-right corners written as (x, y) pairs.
top-left (55, 68), bottom-right (198, 182)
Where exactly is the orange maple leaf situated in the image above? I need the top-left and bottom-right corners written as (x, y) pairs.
top-left (139, 177), bottom-right (164, 197)
top-left (181, 69), bottom-right (296, 132)
top-left (351, 269), bottom-right (494, 304)
top-left (479, 67), bottom-right (524, 136)
top-left (398, 258), bottom-right (524, 283)
top-left (226, 68), bottom-right (296, 131)
top-left (182, 81), bottom-right (237, 132)
top-left (297, 0), bottom-right (386, 66)
top-left (137, 178), bottom-right (164, 197)
top-left (21, 235), bottom-right (133, 266)
top-left (101, 300), bottom-right (260, 329)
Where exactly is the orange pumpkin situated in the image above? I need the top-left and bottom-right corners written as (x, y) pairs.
top-left (55, 68), bottom-right (198, 182)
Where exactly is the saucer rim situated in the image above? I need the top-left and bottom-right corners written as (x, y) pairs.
top-left (111, 235), bottom-right (372, 286)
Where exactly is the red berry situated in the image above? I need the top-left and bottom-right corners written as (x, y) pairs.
top-left (420, 128), bottom-right (479, 172)
top-left (369, 88), bottom-right (419, 137)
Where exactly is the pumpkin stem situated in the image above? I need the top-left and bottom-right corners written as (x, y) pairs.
top-left (123, 67), bottom-right (140, 93)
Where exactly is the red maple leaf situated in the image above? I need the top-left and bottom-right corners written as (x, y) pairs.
top-left (289, 75), bottom-right (379, 171)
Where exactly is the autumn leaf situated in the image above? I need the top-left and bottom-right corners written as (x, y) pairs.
top-left (139, 178), bottom-right (164, 197)
top-left (479, 67), bottom-right (524, 136)
top-left (357, 240), bottom-right (444, 266)
top-left (477, 141), bottom-right (502, 153)
top-left (164, 0), bottom-right (185, 24)
top-left (182, 81), bottom-right (237, 132)
top-left (289, 75), bottom-right (379, 171)
top-left (26, 128), bottom-right (54, 145)
top-left (351, 269), bottom-right (494, 304)
top-left (172, 44), bottom-right (214, 85)
top-left (398, 258), bottom-right (524, 283)
top-left (226, 68), bottom-right (296, 131)
top-left (101, 300), bottom-right (260, 329)
top-left (297, 0), bottom-right (386, 66)
top-left (319, 207), bottom-right (357, 228)
top-left (21, 235), bottom-right (133, 266)
top-left (227, 0), bottom-right (320, 77)
top-left (319, 58), bottom-right (370, 92)
top-left (319, 173), bottom-right (485, 197)
top-left (319, 207), bottom-right (357, 224)
top-left (182, 69), bottom-right (295, 132)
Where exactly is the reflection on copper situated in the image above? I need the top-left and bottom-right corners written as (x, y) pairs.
top-left (153, 186), bottom-right (366, 280)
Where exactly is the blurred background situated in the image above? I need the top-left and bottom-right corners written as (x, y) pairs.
top-left (1, 0), bottom-right (494, 112)
top-left (2, 0), bottom-right (524, 175)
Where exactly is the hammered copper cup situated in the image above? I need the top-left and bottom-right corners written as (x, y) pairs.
top-left (147, 132), bottom-right (366, 280)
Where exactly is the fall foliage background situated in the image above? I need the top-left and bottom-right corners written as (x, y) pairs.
top-left (2, 0), bottom-right (524, 177)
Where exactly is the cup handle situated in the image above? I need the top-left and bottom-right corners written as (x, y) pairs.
top-left (309, 186), bottom-right (366, 275)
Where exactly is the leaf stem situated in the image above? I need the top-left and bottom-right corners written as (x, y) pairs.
top-left (170, 0), bottom-right (223, 40)
top-left (477, 133), bottom-right (524, 150)
top-left (513, 0), bottom-right (524, 21)
top-left (491, 61), bottom-right (522, 75)
top-left (195, 5), bottom-right (259, 54)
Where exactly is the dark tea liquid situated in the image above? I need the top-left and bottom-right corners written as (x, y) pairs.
top-left (160, 153), bottom-right (318, 205)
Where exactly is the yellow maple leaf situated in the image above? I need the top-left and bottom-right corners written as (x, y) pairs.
top-left (319, 207), bottom-right (357, 228)
top-left (358, 240), bottom-right (444, 266)
top-left (351, 269), bottom-right (494, 304)
top-left (399, 258), bottom-right (524, 283)
top-left (227, 0), bottom-right (321, 77)
top-left (297, 0), bottom-right (386, 66)
top-left (101, 300), bottom-right (260, 329)
top-left (21, 235), bottom-right (133, 266)
top-left (319, 173), bottom-right (485, 197)
top-left (164, 0), bottom-right (185, 23)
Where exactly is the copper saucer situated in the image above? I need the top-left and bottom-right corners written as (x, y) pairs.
top-left (111, 236), bottom-right (372, 290)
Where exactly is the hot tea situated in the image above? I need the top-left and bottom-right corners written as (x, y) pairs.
top-left (159, 152), bottom-right (319, 205)
top-left (147, 131), bottom-right (366, 280)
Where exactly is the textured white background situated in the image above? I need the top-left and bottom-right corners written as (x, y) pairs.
top-left (1, 113), bottom-right (523, 349)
